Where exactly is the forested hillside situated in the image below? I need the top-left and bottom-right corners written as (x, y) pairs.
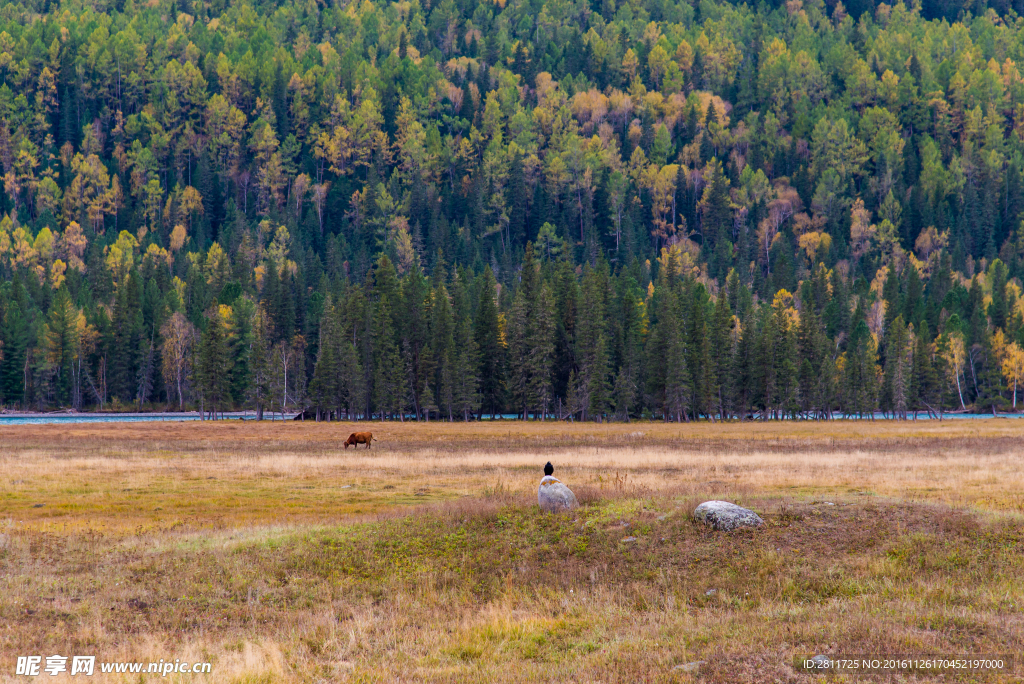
top-left (2, 0), bottom-right (1024, 418)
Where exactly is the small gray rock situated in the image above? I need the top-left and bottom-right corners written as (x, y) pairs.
top-left (693, 500), bottom-right (764, 531)
top-left (621, 536), bottom-right (637, 543)
top-left (538, 476), bottom-right (579, 513)
top-left (673, 660), bottom-right (705, 673)
top-left (807, 655), bottom-right (831, 669)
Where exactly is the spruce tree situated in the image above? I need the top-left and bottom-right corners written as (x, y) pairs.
top-left (373, 296), bottom-right (407, 419)
top-left (843, 319), bottom-right (880, 418)
top-left (248, 305), bottom-right (273, 420)
top-left (43, 288), bottom-right (77, 406)
top-left (401, 262), bottom-right (430, 419)
top-left (686, 286), bottom-right (714, 418)
top-left (450, 271), bottom-right (480, 420)
top-left (474, 267), bottom-right (504, 418)
top-left (574, 265), bottom-right (611, 421)
top-left (527, 282), bottom-right (557, 418)
top-left (506, 289), bottom-right (530, 417)
top-left (910, 321), bottom-right (940, 417)
top-left (228, 296), bottom-right (255, 405)
top-left (611, 273), bottom-right (645, 421)
top-left (882, 315), bottom-right (911, 420)
top-left (426, 268), bottom-right (454, 420)
top-left (710, 290), bottom-right (734, 419)
top-left (196, 309), bottom-right (233, 419)
top-left (309, 296), bottom-right (342, 419)
top-left (662, 296), bottom-right (690, 422)
top-left (0, 296), bottom-right (30, 406)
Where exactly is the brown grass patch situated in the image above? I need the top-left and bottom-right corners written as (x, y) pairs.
top-left (1, 421), bottom-right (1022, 681)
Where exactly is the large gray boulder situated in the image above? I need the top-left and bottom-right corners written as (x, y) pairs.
top-left (693, 500), bottom-right (764, 531)
top-left (538, 475), bottom-right (579, 513)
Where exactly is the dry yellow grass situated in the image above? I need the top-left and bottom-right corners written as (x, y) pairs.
top-left (1, 420), bottom-right (1023, 682)
top-left (3, 420), bottom-right (1023, 533)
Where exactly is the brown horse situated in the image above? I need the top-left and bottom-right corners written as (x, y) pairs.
top-left (343, 432), bottom-right (375, 449)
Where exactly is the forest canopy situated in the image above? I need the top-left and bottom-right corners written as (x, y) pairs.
top-left (1, 0), bottom-right (1024, 419)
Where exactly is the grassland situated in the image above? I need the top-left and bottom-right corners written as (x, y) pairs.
top-left (1, 420), bottom-right (1023, 682)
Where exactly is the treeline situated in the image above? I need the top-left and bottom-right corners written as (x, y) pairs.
top-left (7, 240), bottom-right (1024, 419)
top-left (5, 0), bottom-right (1024, 416)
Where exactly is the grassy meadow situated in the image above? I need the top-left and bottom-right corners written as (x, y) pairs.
top-left (1, 420), bottom-right (1023, 682)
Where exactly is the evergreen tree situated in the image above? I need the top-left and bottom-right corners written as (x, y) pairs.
top-left (0, 294), bottom-right (31, 406)
top-left (108, 276), bottom-right (144, 404)
top-left (573, 264), bottom-right (611, 420)
top-left (43, 288), bottom-right (77, 406)
top-left (843, 319), bottom-right (880, 418)
top-left (401, 262), bottom-right (430, 419)
top-left (474, 267), bottom-right (504, 418)
top-left (710, 289), bottom-right (735, 419)
top-left (195, 308), bottom-right (233, 419)
top-left (248, 305), bottom-right (273, 420)
top-left (228, 297), bottom-right (255, 405)
top-left (910, 321), bottom-right (941, 417)
top-left (687, 286), bottom-right (715, 418)
top-left (612, 274), bottom-right (645, 421)
top-left (450, 271), bottom-right (480, 420)
top-left (882, 315), bottom-right (911, 419)
top-left (373, 296), bottom-right (407, 419)
top-left (309, 296), bottom-right (342, 419)
top-left (528, 282), bottom-right (557, 418)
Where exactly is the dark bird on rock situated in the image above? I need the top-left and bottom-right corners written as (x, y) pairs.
top-left (544, 462), bottom-right (553, 476)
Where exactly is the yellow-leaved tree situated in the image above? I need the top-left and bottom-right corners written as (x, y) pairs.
top-left (938, 331), bottom-right (967, 410)
top-left (1001, 342), bottom-right (1024, 409)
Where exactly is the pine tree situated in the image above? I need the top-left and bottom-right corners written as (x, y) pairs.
top-left (310, 296), bottom-right (342, 419)
top-left (797, 299), bottom-right (836, 419)
top-left (109, 275), bottom-right (144, 404)
top-left (710, 290), bottom-right (734, 419)
top-left (662, 297), bottom-right (690, 422)
top-left (0, 291), bottom-right (31, 407)
top-left (687, 285), bottom-right (715, 419)
top-left (612, 274), bottom-right (645, 421)
top-left (228, 297), bottom-right (255, 405)
top-left (574, 264), bottom-right (611, 420)
top-left (401, 262), bottom-right (430, 419)
top-left (450, 271), bottom-right (479, 420)
top-left (700, 158), bottom-right (733, 278)
top-left (507, 289), bottom-right (530, 417)
top-left (43, 288), bottom-right (78, 406)
top-left (248, 304), bottom-right (273, 420)
top-left (843, 319), bottom-right (880, 418)
top-left (373, 296), bottom-right (407, 419)
top-left (505, 244), bottom-right (555, 419)
top-left (426, 273), bottom-right (455, 420)
top-left (474, 266), bottom-right (504, 418)
top-left (196, 308), bottom-right (233, 419)
top-left (337, 335), bottom-right (363, 419)
top-left (882, 315), bottom-right (911, 419)
top-left (527, 282), bottom-right (557, 418)
top-left (974, 331), bottom-right (1008, 415)
top-left (910, 321), bottom-right (941, 417)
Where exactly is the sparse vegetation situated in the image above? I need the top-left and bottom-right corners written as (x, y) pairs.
top-left (1, 421), bottom-right (1023, 682)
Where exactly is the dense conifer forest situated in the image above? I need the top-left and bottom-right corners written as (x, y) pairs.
top-left (3, 0), bottom-right (1024, 419)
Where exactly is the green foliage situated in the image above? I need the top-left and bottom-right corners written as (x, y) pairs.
top-left (0, 0), bottom-right (1023, 418)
